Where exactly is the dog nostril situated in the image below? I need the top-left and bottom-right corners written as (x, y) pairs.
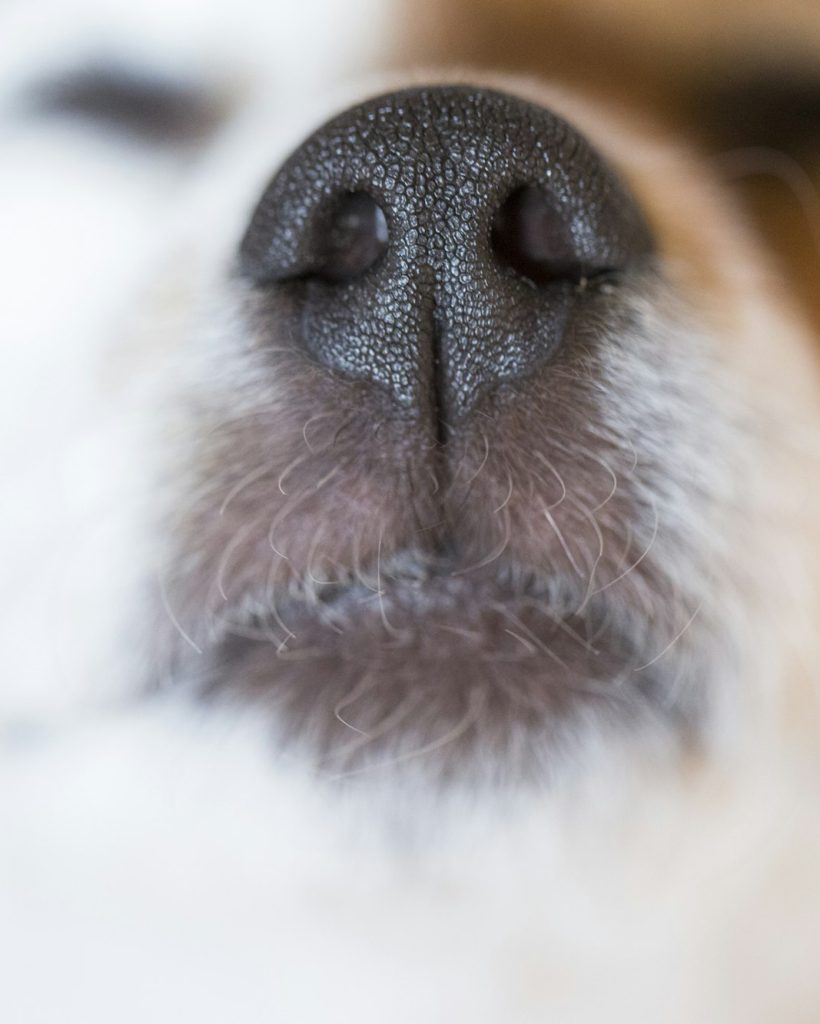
top-left (318, 192), bottom-right (388, 282)
top-left (491, 186), bottom-right (581, 286)
top-left (241, 86), bottom-right (655, 415)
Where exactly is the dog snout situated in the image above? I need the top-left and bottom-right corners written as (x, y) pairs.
top-left (240, 85), bottom-right (654, 423)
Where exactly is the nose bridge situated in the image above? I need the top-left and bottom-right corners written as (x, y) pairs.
top-left (239, 86), bottom-right (654, 423)
top-left (352, 103), bottom-right (541, 422)
top-left (388, 119), bottom-right (512, 420)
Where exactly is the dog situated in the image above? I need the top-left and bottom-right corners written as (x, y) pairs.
top-left (3, 1), bottom-right (820, 1020)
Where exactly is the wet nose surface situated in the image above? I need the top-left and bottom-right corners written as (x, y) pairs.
top-left (240, 86), bottom-right (654, 424)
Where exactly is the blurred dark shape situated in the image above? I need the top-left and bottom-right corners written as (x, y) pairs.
top-left (701, 67), bottom-right (820, 154)
top-left (27, 62), bottom-right (230, 146)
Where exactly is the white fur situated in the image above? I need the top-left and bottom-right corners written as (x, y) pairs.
top-left (3, 3), bottom-right (820, 1022)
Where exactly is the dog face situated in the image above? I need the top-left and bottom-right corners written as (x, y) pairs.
top-left (149, 73), bottom-right (820, 788)
top-left (5, 4), bottom-right (820, 1019)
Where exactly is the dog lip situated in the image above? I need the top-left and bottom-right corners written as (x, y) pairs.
top-left (192, 555), bottom-right (697, 779)
top-left (217, 558), bottom-right (580, 646)
top-left (207, 559), bottom-right (647, 683)
top-left (278, 569), bottom-right (576, 645)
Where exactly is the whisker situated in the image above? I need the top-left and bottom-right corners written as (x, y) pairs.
top-left (301, 412), bottom-right (335, 454)
top-left (572, 500), bottom-right (605, 614)
top-left (325, 686), bottom-right (486, 779)
top-left (451, 506), bottom-right (511, 575)
top-left (542, 504), bottom-right (584, 578)
top-left (219, 461), bottom-right (275, 516)
top-left (493, 468), bottom-right (514, 513)
top-left (492, 603), bottom-right (571, 671)
top-left (636, 600), bottom-right (703, 671)
top-left (461, 429), bottom-right (491, 490)
top-left (504, 628), bottom-right (539, 656)
top-left (215, 517), bottom-right (262, 602)
top-left (277, 451), bottom-right (310, 495)
top-left (375, 530), bottom-right (405, 639)
top-left (332, 671), bottom-right (379, 737)
top-left (267, 485), bottom-right (324, 556)
top-left (518, 596), bottom-right (600, 654)
top-left (591, 494), bottom-right (660, 595)
top-left (532, 450), bottom-right (568, 510)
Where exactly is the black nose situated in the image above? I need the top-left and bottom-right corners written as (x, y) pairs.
top-left (240, 86), bottom-right (653, 423)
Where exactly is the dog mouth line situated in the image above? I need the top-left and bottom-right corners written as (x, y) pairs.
top-left (201, 554), bottom-right (671, 690)
top-left (183, 546), bottom-right (707, 778)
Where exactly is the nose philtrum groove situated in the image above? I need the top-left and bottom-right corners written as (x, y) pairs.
top-left (239, 86), bottom-right (655, 420)
top-left (430, 312), bottom-right (449, 452)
